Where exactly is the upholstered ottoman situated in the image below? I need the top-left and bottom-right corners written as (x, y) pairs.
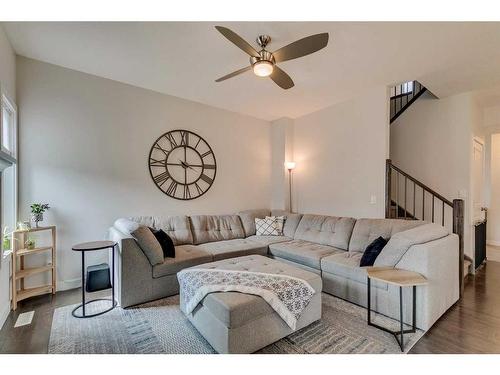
top-left (179, 255), bottom-right (322, 353)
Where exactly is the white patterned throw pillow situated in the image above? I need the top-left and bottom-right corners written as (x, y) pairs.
top-left (255, 217), bottom-right (280, 236)
top-left (266, 216), bottom-right (285, 235)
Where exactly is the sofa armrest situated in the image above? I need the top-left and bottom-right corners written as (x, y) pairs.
top-left (395, 233), bottom-right (459, 329)
top-left (108, 226), bottom-right (153, 307)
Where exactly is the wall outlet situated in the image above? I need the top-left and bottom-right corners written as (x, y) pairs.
top-left (370, 195), bottom-right (377, 204)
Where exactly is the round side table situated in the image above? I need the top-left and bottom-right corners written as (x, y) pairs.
top-left (71, 240), bottom-right (117, 318)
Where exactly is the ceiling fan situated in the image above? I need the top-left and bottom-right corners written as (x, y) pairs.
top-left (214, 26), bottom-right (329, 90)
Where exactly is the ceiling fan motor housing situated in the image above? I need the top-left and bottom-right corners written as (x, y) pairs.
top-left (250, 50), bottom-right (275, 66)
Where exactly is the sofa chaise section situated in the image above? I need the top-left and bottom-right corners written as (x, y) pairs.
top-left (320, 219), bottom-right (459, 330)
top-left (110, 215), bottom-right (213, 307)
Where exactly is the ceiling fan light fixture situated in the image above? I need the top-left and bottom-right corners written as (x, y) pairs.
top-left (253, 61), bottom-right (274, 77)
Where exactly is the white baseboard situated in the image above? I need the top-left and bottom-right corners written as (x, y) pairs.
top-left (57, 278), bottom-right (81, 291)
top-left (487, 240), bottom-right (500, 247)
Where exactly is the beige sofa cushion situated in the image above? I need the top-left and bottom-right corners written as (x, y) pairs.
top-left (130, 215), bottom-right (193, 245)
top-left (245, 235), bottom-right (292, 246)
top-left (237, 209), bottom-right (271, 236)
top-left (131, 225), bottom-right (164, 266)
top-left (294, 214), bottom-right (356, 250)
top-left (152, 245), bottom-right (212, 278)
top-left (198, 238), bottom-right (268, 261)
top-left (268, 239), bottom-right (344, 269)
top-left (321, 252), bottom-right (388, 290)
top-left (374, 223), bottom-right (449, 267)
top-left (348, 218), bottom-right (425, 253)
top-left (190, 215), bottom-right (245, 245)
top-left (270, 210), bottom-right (303, 238)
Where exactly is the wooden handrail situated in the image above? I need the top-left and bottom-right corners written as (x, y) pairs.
top-left (388, 160), bottom-right (453, 207)
top-left (385, 158), bottom-right (465, 298)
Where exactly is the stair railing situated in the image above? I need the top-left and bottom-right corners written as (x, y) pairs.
top-left (390, 81), bottom-right (427, 123)
top-left (385, 159), bottom-right (465, 297)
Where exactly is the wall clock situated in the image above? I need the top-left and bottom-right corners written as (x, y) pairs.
top-left (148, 130), bottom-right (217, 200)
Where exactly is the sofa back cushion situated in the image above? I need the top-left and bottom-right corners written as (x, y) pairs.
top-left (271, 210), bottom-right (303, 238)
top-left (237, 209), bottom-right (271, 236)
top-left (348, 218), bottom-right (425, 253)
top-left (294, 214), bottom-right (356, 250)
top-left (190, 215), bottom-right (245, 244)
top-left (130, 215), bottom-right (193, 245)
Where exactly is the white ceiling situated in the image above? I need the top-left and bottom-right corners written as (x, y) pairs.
top-left (4, 22), bottom-right (500, 121)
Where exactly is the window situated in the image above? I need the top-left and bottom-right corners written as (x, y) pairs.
top-left (0, 88), bottom-right (17, 258)
top-left (390, 81), bottom-right (414, 98)
top-left (1, 93), bottom-right (17, 158)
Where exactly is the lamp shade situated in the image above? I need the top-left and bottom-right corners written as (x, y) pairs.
top-left (285, 161), bottom-right (296, 170)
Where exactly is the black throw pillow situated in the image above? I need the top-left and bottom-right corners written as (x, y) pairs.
top-left (360, 236), bottom-right (388, 267)
top-left (149, 227), bottom-right (176, 258)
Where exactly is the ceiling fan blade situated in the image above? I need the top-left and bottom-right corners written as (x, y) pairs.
top-left (273, 33), bottom-right (329, 63)
top-left (215, 26), bottom-right (260, 58)
top-left (270, 66), bottom-right (294, 90)
top-left (215, 66), bottom-right (252, 82)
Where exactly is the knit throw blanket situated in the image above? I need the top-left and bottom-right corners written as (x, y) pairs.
top-left (177, 268), bottom-right (315, 330)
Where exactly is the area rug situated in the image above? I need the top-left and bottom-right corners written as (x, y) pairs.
top-left (48, 293), bottom-right (424, 354)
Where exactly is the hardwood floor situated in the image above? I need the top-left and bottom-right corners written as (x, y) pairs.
top-left (410, 260), bottom-right (500, 353)
top-left (1, 262), bottom-right (500, 354)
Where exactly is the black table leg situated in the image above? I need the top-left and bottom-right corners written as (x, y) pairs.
top-left (399, 286), bottom-right (404, 351)
top-left (81, 251), bottom-right (86, 317)
top-left (367, 276), bottom-right (371, 325)
top-left (111, 244), bottom-right (115, 307)
top-left (412, 285), bottom-right (416, 331)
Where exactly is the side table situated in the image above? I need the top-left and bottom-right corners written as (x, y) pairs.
top-left (71, 240), bottom-right (117, 318)
top-left (365, 267), bottom-right (428, 351)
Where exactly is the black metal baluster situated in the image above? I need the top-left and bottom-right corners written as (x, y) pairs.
top-left (432, 195), bottom-right (435, 223)
top-left (404, 176), bottom-right (407, 219)
top-left (413, 182), bottom-right (416, 218)
top-left (442, 201), bottom-right (445, 226)
top-left (422, 191), bottom-right (425, 221)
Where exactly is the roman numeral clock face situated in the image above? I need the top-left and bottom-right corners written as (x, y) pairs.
top-left (149, 130), bottom-right (217, 200)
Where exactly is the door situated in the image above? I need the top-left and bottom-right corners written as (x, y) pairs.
top-left (472, 137), bottom-right (486, 222)
top-left (472, 137), bottom-right (487, 268)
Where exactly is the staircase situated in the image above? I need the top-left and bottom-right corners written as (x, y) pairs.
top-left (385, 159), bottom-right (467, 297)
top-left (390, 81), bottom-right (427, 123)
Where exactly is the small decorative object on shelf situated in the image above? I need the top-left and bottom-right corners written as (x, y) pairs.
top-left (11, 225), bottom-right (56, 310)
top-left (17, 221), bottom-right (30, 231)
top-left (30, 203), bottom-right (50, 227)
top-left (25, 237), bottom-right (35, 250)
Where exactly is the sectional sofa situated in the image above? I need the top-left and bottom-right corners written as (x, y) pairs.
top-left (108, 209), bottom-right (459, 331)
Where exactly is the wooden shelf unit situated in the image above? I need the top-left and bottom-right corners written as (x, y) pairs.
top-left (11, 226), bottom-right (56, 310)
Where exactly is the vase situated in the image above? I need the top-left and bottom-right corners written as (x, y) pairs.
top-left (32, 213), bottom-right (43, 227)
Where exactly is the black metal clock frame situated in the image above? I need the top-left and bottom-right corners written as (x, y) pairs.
top-left (148, 129), bottom-right (217, 200)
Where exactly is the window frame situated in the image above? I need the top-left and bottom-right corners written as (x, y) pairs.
top-left (1, 90), bottom-right (17, 160)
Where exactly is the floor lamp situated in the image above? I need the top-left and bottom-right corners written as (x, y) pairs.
top-left (285, 161), bottom-right (296, 213)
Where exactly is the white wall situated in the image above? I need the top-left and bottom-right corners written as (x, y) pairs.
top-left (0, 25), bottom-right (16, 328)
top-left (292, 86), bottom-right (389, 218)
top-left (390, 91), bottom-right (478, 260)
top-left (488, 134), bottom-right (500, 245)
top-left (270, 117), bottom-right (294, 211)
top-left (17, 57), bottom-right (272, 290)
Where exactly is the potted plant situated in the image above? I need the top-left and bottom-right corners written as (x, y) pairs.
top-left (30, 203), bottom-right (50, 227)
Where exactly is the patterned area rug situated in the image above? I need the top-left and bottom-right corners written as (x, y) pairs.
top-left (48, 293), bottom-right (424, 354)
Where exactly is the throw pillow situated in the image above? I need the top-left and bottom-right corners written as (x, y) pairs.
top-left (360, 236), bottom-right (388, 267)
top-left (255, 217), bottom-right (280, 236)
top-left (266, 216), bottom-right (285, 235)
top-left (149, 227), bottom-right (176, 258)
top-left (131, 226), bottom-right (164, 265)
